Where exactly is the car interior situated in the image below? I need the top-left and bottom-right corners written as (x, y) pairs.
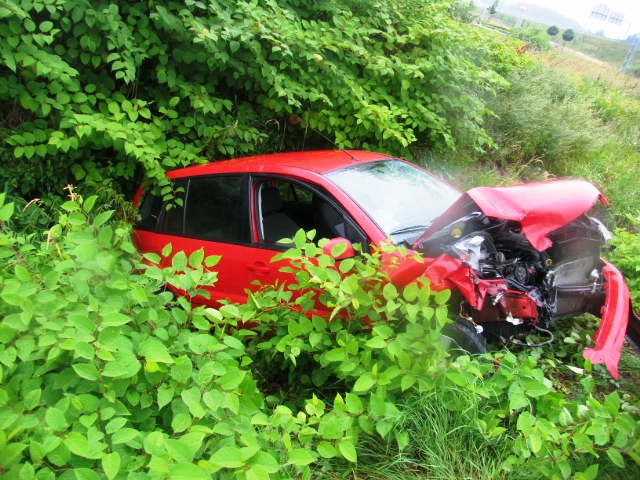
top-left (257, 180), bottom-right (366, 248)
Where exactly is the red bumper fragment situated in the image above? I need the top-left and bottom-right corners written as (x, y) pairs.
top-left (583, 259), bottom-right (630, 379)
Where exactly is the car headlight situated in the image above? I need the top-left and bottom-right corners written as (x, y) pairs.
top-left (589, 217), bottom-right (612, 244)
top-left (451, 233), bottom-right (492, 271)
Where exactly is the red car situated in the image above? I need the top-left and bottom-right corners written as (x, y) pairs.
top-left (132, 150), bottom-right (639, 378)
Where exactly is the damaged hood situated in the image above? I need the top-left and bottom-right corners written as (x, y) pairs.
top-left (414, 179), bottom-right (608, 252)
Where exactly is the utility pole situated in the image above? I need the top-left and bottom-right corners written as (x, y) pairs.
top-left (621, 38), bottom-right (640, 73)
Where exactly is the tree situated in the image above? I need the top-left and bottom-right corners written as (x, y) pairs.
top-left (562, 28), bottom-right (575, 48)
top-left (489, 0), bottom-right (499, 15)
top-left (546, 25), bottom-right (559, 37)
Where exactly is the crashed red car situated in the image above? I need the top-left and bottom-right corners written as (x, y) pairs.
top-left (132, 150), bottom-right (640, 378)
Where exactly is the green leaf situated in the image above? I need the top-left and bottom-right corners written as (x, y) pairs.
top-left (83, 195), bottom-right (98, 213)
top-left (173, 251), bottom-right (188, 270)
top-left (45, 407), bottom-right (68, 431)
top-left (93, 210), bottom-right (114, 228)
top-left (529, 432), bottom-right (542, 454)
top-left (576, 464), bottom-right (599, 480)
top-left (102, 452), bottom-right (121, 480)
top-left (353, 374), bottom-right (375, 392)
top-left (23, 388), bottom-right (42, 410)
top-left (112, 428), bottom-right (139, 445)
top-left (188, 248), bottom-right (204, 268)
top-left (72, 363), bottom-right (100, 381)
top-left (210, 446), bottom-right (246, 469)
top-left (172, 412), bottom-right (192, 433)
top-left (0, 443), bottom-right (26, 467)
top-left (521, 378), bottom-right (552, 397)
top-left (606, 449), bottom-right (625, 468)
top-left (365, 336), bottom-right (386, 349)
top-left (345, 393), bottom-right (364, 414)
top-left (101, 312), bottom-right (131, 327)
top-left (338, 440), bottom-right (357, 462)
top-left (508, 384), bottom-right (529, 411)
top-left (64, 432), bottom-right (92, 458)
top-left (105, 417), bottom-right (128, 434)
top-left (167, 463), bottom-right (210, 479)
top-left (287, 448), bottom-right (316, 466)
top-left (205, 255), bottom-right (221, 267)
top-left (158, 386), bottom-right (175, 409)
top-left (139, 339), bottom-right (174, 363)
top-left (0, 202), bottom-right (14, 221)
top-left (61, 200), bottom-right (80, 211)
top-left (401, 374), bottom-right (416, 391)
top-left (316, 441), bottom-right (336, 458)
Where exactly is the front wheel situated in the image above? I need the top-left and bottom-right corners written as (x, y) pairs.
top-left (440, 318), bottom-right (487, 355)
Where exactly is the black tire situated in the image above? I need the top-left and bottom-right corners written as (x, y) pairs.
top-left (440, 318), bottom-right (487, 355)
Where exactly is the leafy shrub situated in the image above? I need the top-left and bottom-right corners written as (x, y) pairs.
top-left (0, 191), bottom-right (457, 478)
top-left (512, 27), bottom-right (553, 53)
top-left (1, 191), bottom-right (639, 479)
top-left (0, 0), bottom-right (518, 198)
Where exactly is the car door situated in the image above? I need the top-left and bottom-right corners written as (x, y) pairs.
top-left (243, 176), bottom-right (369, 296)
top-left (134, 174), bottom-right (368, 307)
top-left (135, 175), bottom-right (261, 306)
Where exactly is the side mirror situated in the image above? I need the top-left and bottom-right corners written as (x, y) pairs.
top-left (322, 237), bottom-right (355, 260)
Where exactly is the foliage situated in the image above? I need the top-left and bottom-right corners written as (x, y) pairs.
top-left (449, 0), bottom-right (477, 24)
top-left (547, 25), bottom-right (559, 37)
top-left (356, 385), bottom-right (512, 479)
top-left (477, 65), bottom-right (606, 173)
top-left (607, 213), bottom-right (640, 310)
top-left (0, 191), bottom-right (460, 478)
top-left (431, 58), bottom-right (640, 224)
top-left (512, 27), bottom-right (552, 53)
top-left (1, 190), bottom-right (639, 478)
top-left (0, 0), bottom-right (515, 198)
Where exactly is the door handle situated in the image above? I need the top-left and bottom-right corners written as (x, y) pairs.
top-left (247, 262), bottom-right (271, 275)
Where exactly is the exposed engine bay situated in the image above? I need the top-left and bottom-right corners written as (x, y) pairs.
top-left (417, 211), bottom-right (612, 346)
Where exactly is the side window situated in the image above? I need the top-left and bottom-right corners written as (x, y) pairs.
top-left (256, 178), bottom-right (367, 248)
top-left (159, 180), bottom-right (187, 235)
top-left (136, 190), bottom-right (164, 231)
top-left (184, 175), bottom-right (249, 243)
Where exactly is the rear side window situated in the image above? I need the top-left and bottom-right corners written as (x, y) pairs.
top-left (136, 190), bottom-right (163, 231)
top-left (160, 180), bottom-right (187, 235)
top-left (184, 175), bottom-right (249, 243)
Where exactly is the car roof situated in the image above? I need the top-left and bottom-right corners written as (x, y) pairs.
top-left (166, 150), bottom-right (396, 179)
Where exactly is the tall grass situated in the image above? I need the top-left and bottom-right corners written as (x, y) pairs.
top-left (355, 385), bottom-right (511, 479)
top-left (419, 54), bottom-right (640, 226)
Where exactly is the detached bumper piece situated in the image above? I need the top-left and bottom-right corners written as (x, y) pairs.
top-left (583, 259), bottom-right (633, 379)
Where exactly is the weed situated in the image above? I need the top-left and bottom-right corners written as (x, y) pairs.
top-left (355, 385), bottom-right (511, 480)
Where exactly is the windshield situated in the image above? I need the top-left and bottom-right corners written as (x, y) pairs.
top-left (325, 160), bottom-right (462, 243)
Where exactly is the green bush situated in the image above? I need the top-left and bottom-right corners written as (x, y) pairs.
top-left (512, 27), bottom-right (553, 53)
top-left (0, 191), bottom-right (457, 478)
top-left (0, 0), bottom-right (517, 198)
top-left (1, 191), bottom-right (639, 479)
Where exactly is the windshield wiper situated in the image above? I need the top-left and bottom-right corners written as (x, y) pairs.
top-left (390, 225), bottom-right (430, 235)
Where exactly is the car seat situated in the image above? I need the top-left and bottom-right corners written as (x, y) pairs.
top-left (261, 186), bottom-right (300, 244)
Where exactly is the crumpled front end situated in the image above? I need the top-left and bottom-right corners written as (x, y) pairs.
top-left (412, 179), bottom-right (638, 378)
top-left (420, 254), bottom-right (635, 379)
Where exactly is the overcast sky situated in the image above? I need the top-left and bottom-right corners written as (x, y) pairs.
top-left (501, 1), bottom-right (640, 38)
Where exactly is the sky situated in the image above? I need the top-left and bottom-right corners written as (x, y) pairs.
top-left (496, 1), bottom-right (640, 38)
